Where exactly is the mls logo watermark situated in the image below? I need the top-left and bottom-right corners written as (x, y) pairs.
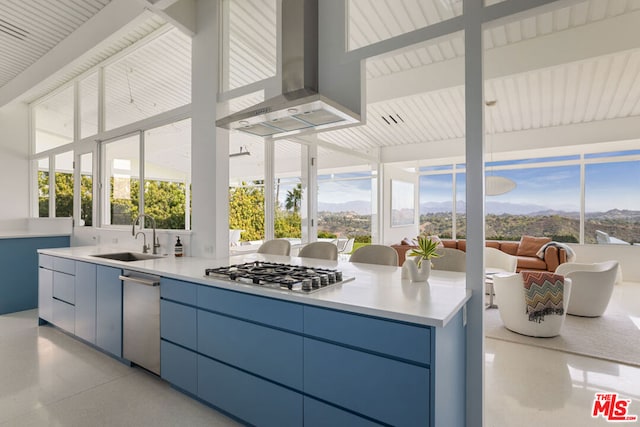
top-left (592, 393), bottom-right (638, 422)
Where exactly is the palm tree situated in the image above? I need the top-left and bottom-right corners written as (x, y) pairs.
top-left (285, 183), bottom-right (302, 213)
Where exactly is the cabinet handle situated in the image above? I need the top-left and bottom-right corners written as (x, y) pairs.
top-left (119, 275), bottom-right (160, 287)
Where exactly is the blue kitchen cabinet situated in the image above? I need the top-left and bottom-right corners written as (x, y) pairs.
top-left (96, 265), bottom-right (122, 357)
top-left (75, 262), bottom-right (97, 344)
top-left (198, 355), bottom-right (303, 427)
top-left (197, 309), bottom-right (303, 390)
top-left (161, 340), bottom-right (197, 395)
top-left (38, 266), bottom-right (53, 322)
top-left (304, 338), bottom-right (430, 427)
top-left (51, 266), bottom-right (75, 334)
top-left (303, 397), bottom-right (384, 427)
top-left (39, 254), bottom-right (76, 334)
top-left (158, 277), bottom-right (465, 427)
top-left (160, 279), bottom-right (198, 395)
top-left (0, 236), bottom-right (69, 315)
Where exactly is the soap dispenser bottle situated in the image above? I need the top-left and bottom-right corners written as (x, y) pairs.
top-left (174, 236), bottom-right (183, 257)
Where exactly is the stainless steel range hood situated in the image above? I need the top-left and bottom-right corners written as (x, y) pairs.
top-left (216, 0), bottom-right (361, 137)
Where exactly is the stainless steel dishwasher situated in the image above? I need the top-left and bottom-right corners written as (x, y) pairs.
top-left (120, 270), bottom-right (161, 375)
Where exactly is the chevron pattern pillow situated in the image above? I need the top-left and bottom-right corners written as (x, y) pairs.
top-left (521, 271), bottom-right (564, 323)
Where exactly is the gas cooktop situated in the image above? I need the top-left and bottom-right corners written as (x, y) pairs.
top-left (204, 261), bottom-right (353, 293)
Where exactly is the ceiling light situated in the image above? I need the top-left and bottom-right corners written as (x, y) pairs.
top-left (229, 146), bottom-right (251, 158)
top-left (485, 100), bottom-right (516, 196)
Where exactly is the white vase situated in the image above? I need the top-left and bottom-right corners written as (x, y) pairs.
top-left (401, 257), bottom-right (431, 282)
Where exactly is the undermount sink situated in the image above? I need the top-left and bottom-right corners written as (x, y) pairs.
top-left (91, 252), bottom-right (164, 262)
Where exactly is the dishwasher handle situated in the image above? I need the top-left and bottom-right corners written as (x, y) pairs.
top-left (119, 275), bottom-right (160, 287)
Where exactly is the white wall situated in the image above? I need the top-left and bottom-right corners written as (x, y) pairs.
top-left (381, 164), bottom-right (419, 246)
top-left (569, 243), bottom-right (640, 283)
top-left (0, 103), bottom-right (30, 220)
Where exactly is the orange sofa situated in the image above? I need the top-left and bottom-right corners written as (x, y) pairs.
top-left (392, 236), bottom-right (567, 272)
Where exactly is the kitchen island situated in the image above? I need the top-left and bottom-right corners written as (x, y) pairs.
top-left (38, 246), bottom-right (471, 427)
top-left (0, 232), bottom-right (70, 315)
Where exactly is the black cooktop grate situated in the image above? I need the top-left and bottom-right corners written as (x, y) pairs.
top-left (204, 261), bottom-right (350, 293)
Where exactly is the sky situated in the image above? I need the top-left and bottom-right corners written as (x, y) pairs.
top-left (420, 160), bottom-right (640, 213)
top-left (275, 159), bottom-right (640, 214)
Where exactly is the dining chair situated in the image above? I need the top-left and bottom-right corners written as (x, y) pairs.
top-left (298, 241), bottom-right (338, 261)
top-left (349, 245), bottom-right (398, 266)
top-left (257, 239), bottom-right (291, 256)
top-left (431, 247), bottom-right (466, 272)
top-left (339, 238), bottom-right (356, 255)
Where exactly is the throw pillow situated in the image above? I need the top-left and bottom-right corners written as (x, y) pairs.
top-left (517, 235), bottom-right (551, 257)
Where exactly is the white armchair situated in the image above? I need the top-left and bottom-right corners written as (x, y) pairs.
top-left (493, 273), bottom-right (572, 337)
top-left (485, 247), bottom-right (517, 273)
top-left (555, 261), bottom-right (619, 317)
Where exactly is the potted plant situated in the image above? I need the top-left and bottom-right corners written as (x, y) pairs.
top-left (403, 236), bottom-right (441, 282)
top-left (409, 236), bottom-right (441, 267)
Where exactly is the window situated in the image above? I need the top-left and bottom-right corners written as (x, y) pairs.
top-left (104, 29), bottom-right (191, 130)
top-left (274, 141), bottom-right (303, 240)
top-left (37, 158), bottom-right (50, 217)
top-left (229, 136), bottom-right (265, 242)
top-left (485, 166), bottom-right (580, 242)
top-left (103, 135), bottom-right (140, 226)
top-left (317, 145), bottom-right (375, 244)
top-left (33, 85), bottom-right (74, 153)
top-left (54, 151), bottom-right (74, 218)
top-left (79, 153), bottom-right (93, 226)
top-left (348, 0), bottom-right (463, 51)
top-left (420, 174), bottom-right (454, 238)
top-left (144, 119), bottom-right (192, 230)
top-left (30, 25), bottom-right (193, 229)
top-left (419, 169), bottom-right (465, 239)
top-left (585, 160), bottom-right (640, 245)
top-left (79, 72), bottom-right (99, 139)
top-left (220, 0), bottom-right (277, 91)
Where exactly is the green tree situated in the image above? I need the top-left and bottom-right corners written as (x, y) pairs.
top-left (80, 175), bottom-right (93, 226)
top-left (285, 183), bottom-right (302, 213)
top-left (38, 171), bottom-right (49, 217)
top-left (229, 183), bottom-right (265, 241)
top-left (54, 172), bottom-right (74, 218)
top-left (144, 180), bottom-right (187, 229)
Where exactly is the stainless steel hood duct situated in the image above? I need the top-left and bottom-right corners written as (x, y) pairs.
top-left (216, 0), bottom-right (361, 137)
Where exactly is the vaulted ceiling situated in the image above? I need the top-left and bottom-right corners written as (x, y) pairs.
top-left (0, 0), bottom-right (112, 89)
top-left (2, 0), bottom-right (640, 166)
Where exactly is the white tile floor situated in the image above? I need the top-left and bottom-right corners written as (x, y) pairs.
top-left (1, 283), bottom-right (638, 426)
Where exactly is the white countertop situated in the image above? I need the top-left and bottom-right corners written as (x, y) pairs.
top-left (0, 231), bottom-right (72, 239)
top-left (38, 246), bottom-right (471, 328)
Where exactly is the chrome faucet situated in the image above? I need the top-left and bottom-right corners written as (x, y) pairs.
top-left (132, 214), bottom-right (160, 254)
top-left (134, 231), bottom-right (149, 253)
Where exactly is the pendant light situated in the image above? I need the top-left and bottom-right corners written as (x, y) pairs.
top-left (485, 100), bottom-right (516, 196)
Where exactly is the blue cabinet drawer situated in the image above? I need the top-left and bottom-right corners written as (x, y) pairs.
top-left (304, 338), bottom-right (430, 427)
top-left (161, 300), bottom-right (196, 350)
top-left (52, 298), bottom-right (75, 333)
top-left (53, 257), bottom-right (75, 275)
top-left (304, 397), bottom-right (385, 427)
top-left (304, 306), bottom-right (431, 364)
top-left (53, 271), bottom-right (75, 304)
top-left (75, 262), bottom-right (97, 345)
top-left (197, 286), bottom-right (302, 333)
top-left (197, 310), bottom-right (303, 390)
top-left (198, 355), bottom-right (303, 427)
top-left (39, 254), bottom-right (54, 269)
top-left (161, 278), bottom-right (197, 305)
top-left (161, 340), bottom-right (197, 395)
